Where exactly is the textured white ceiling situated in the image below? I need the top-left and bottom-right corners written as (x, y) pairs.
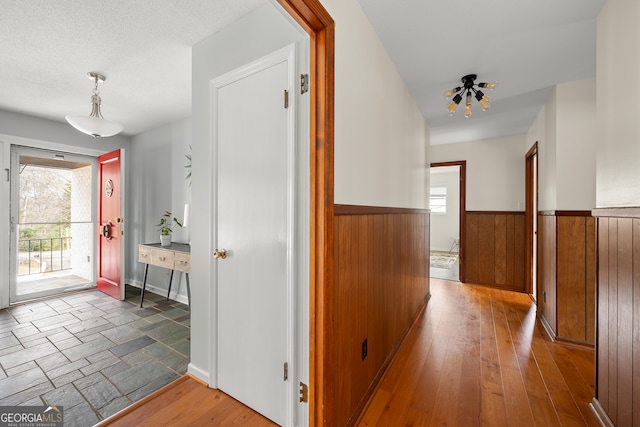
top-left (357, 0), bottom-right (606, 144)
top-left (0, 0), bottom-right (267, 135)
top-left (0, 0), bottom-right (606, 144)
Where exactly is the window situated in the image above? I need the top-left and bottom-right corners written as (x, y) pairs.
top-left (430, 184), bottom-right (447, 214)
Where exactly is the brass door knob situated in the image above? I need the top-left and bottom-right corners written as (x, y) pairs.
top-left (213, 249), bottom-right (227, 259)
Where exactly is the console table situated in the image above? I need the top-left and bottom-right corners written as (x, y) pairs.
top-left (137, 243), bottom-right (191, 308)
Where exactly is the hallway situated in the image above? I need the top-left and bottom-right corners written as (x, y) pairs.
top-left (359, 278), bottom-right (600, 426)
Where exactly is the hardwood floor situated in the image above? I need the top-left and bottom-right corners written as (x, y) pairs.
top-left (358, 278), bottom-right (600, 427)
top-left (99, 278), bottom-right (599, 427)
top-left (97, 375), bottom-right (278, 427)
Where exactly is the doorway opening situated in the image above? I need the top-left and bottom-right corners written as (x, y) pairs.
top-left (429, 161), bottom-right (466, 283)
top-left (525, 142), bottom-right (539, 301)
top-left (9, 146), bottom-right (96, 303)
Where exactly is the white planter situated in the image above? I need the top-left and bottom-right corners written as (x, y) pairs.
top-left (160, 234), bottom-right (171, 247)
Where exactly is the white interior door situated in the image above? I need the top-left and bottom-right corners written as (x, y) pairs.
top-left (214, 46), bottom-right (294, 426)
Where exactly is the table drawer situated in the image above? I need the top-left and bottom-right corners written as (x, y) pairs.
top-left (174, 252), bottom-right (191, 273)
top-left (150, 249), bottom-right (175, 269)
top-left (138, 246), bottom-right (152, 263)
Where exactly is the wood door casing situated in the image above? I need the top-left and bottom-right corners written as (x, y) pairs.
top-left (430, 161), bottom-right (466, 282)
top-left (274, 1), bottom-right (335, 426)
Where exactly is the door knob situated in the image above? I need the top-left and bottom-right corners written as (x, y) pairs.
top-left (213, 249), bottom-right (227, 259)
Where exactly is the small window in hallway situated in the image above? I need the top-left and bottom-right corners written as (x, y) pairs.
top-left (429, 184), bottom-right (447, 214)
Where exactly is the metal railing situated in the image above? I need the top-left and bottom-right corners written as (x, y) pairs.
top-left (18, 222), bottom-right (74, 276)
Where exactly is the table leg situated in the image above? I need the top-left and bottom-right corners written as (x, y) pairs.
top-left (140, 264), bottom-right (150, 308)
top-left (185, 273), bottom-right (191, 309)
top-left (167, 270), bottom-right (175, 300)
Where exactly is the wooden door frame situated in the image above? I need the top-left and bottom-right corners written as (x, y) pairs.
top-left (430, 161), bottom-right (466, 283)
top-left (525, 142), bottom-right (538, 297)
top-left (275, 1), bottom-right (334, 426)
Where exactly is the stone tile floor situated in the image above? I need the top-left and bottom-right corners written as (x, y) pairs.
top-left (0, 285), bottom-right (190, 427)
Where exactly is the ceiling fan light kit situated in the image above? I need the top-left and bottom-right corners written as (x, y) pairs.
top-left (445, 74), bottom-right (497, 118)
top-left (66, 72), bottom-right (123, 138)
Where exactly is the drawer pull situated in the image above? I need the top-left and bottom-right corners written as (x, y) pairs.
top-left (179, 261), bottom-right (188, 266)
top-left (159, 256), bottom-right (166, 261)
top-left (141, 253), bottom-right (148, 257)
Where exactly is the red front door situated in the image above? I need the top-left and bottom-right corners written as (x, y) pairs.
top-left (97, 149), bottom-right (125, 300)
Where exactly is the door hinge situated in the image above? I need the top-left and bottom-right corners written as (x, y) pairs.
top-left (299, 382), bottom-right (309, 403)
top-left (284, 89), bottom-right (289, 109)
top-left (300, 74), bottom-right (309, 94)
top-left (5, 168), bottom-right (9, 182)
top-left (283, 362), bottom-right (288, 381)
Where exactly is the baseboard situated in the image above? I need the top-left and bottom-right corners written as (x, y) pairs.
top-left (539, 314), bottom-right (557, 341)
top-left (187, 362), bottom-right (211, 386)
top-left (553, 335), bottom-right (595, 349)
top-left (590, 398), bottom-right (614, 427)
top-left (127, 278), bottom-right (189, 306)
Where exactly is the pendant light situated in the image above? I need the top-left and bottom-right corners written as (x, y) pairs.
top-left (66, 72), bottom-right (123, 138)
top-left (445, 74), bottom-right (497, 117)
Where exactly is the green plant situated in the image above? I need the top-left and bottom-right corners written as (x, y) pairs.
top-left (157, 211), bottom-right (183, 235)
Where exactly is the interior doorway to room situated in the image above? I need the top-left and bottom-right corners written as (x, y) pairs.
top-left (429, 161), bottom-right (466, 282)
top-left (525, 143), bottom-right (539, 301)
top-left (9, 146), bottom-right (96, 303)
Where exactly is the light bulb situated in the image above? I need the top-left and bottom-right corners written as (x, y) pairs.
top-left (465, 92), bottom-right (472, 118)
top-left (444, 86), bottom-right (461, 98)
top-left (447, 93), bottom-right (463, 115)
top-left (479, 82), bottom-right (498, 90)
top-left (479, 96), bottom-right (491, 111)
top-left (447, 100), bottom-right (459, 115)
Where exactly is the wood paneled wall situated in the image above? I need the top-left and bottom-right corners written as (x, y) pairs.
top-left (465, 211), bottom-right (525, 291)
top-left (538, 214), bottom-right (557, 334)
top-left (333, 205), bottom-right (430, 426)
top-left (537, 212), bottom-right (596, 345)
top-left (593, 209), bottom-right (640, 427)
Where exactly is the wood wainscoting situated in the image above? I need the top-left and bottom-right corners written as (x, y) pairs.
top-left (592, 208), bottom-right (640, 427)
top-left (465, 211), bottom-right (525, 291)
top-left (333, 205), bottom-right (430, 426)
top-left (538, 211), bottom-right (596, 345)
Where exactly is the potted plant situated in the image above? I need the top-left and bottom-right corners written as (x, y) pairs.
top-left (157, 211), bottom-right (182, 246)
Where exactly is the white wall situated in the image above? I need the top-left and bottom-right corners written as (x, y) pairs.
top-left (596, 0), bottom-right (640, 208)
top-left (429, 169), bottom-right (459, 252)
top-left (541, 89), bottom-right (558, 211)
top-left (526, 79), bottom-right (597, 211)
top-left (127, 118), bottom-right (191, 303)
top-left (556, 79), bottom-right (596, 210)
top-left (321, 0), bottom-right (429, 209)
top-left (430, 135), bottom-right (526, 211)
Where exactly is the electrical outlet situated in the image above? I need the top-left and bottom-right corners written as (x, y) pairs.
top-left (362, 338), bottom-right (368, 360)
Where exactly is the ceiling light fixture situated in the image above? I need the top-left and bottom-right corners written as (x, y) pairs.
top-left (445, 74), bottom-right (497, 118)
top-left (65, 72), bottom-right (123, 138)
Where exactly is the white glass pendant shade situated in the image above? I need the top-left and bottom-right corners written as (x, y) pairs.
top-left (65, 114), bottom-right (123, 138)
top-left (66, 72), bottom-right (123, 138)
